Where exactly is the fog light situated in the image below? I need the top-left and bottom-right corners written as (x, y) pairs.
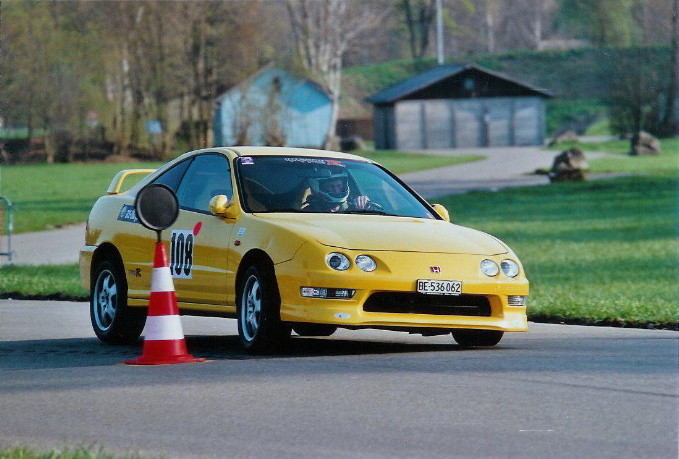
top-left (480, 259), bottom-right (499, 277)
top-left (508, 295), bottom-right (526, 307)
top-left (301, 287), bottom-right (327, 298)
top-left (301, 287), bottom-right (355, 299)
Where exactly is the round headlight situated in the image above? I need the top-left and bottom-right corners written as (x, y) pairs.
top-left (355, 255), bottom-right (376, 272)
top-left (326, 252), bottom-right (350, 271)
top-left (501, 259), bottom-right (520, 277)
top-left (480, 259), bottom-right (499, 277)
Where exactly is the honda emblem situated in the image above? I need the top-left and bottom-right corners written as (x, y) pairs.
top-left (430, 266), bottom-right (441, 273)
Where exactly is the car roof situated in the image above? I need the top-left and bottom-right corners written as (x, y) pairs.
top-left (222, 146), bottom-right (371, 162)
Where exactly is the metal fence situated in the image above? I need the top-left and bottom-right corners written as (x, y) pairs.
top-left (0, 196), bottom-right (14, 265)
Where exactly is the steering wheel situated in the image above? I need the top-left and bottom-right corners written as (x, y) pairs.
top-left (365, 200), bottom-right (384, 211)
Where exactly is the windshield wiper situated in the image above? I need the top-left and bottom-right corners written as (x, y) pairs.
top-left (342, 209), bottom-right (397, 216)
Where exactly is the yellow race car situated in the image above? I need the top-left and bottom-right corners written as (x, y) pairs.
top-left (81, 147), bottom-right (528, 353)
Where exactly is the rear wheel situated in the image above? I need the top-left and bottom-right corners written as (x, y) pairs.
top-left (451, 329), bottom-right (504, 347)
top-left (292, 323), bottom-right (338, 337)
top-left (90, 259), bottom-right (146, 344)
top-left (237, 264), bottom-right (291, 353)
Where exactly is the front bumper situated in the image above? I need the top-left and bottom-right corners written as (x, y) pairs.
top-left (79, 245), bottom-right (96, 291)
top-left (275, 245), bottom-right (529, 332)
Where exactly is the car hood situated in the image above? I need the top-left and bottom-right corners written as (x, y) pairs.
top-left (255, 213), bottom-right (508, 255)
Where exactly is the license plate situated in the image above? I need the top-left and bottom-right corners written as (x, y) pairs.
top-left (417, 279), bottom-right (462, 296)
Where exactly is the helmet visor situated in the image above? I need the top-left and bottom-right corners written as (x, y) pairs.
top-left (319, 176), bottom-right (348, 199)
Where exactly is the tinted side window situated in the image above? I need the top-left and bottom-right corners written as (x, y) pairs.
top-left (153, 158), bottom-right (192, 192)
top-left (176, 154), bottom-right (232, 212)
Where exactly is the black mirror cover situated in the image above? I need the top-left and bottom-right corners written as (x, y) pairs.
top-left (134, 183), bottom-right (179, 231)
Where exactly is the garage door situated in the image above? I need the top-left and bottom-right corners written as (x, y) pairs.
top-left (395, 101), bottom-right (424, 150)
top-left (452, 100), bottom-right (483, 148)
top-left (513, 99), bottom-right (542, 146)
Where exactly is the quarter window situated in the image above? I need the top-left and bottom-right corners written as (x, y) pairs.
top-left (152, 158), bottom-right (191, 192)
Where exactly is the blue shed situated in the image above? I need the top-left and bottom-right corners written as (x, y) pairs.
top-left (213, 68), bottom-right (332, 148)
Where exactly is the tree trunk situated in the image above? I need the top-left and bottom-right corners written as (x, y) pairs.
top-left (324, 97), bottom-right (340, 150)
top-left (533, 0), bottom-right (542, 49)
top-left (486, 1), bottom-right (495, 52)
top-left (663, 0), bottom-right (678, 134)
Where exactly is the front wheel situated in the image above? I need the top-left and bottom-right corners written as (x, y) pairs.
top-left (451, 329), bottom-right (504, 347)
top-left (237, 265), bottom-right (291, 354)
top-left (90, 259), bottom-right (146, 344)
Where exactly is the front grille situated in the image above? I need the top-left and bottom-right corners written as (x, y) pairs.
top-left (363, 292), bottom-right (491, 316)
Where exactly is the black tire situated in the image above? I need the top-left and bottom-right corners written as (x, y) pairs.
top-left (292, 323), bottom-right (338, 337)
top-left (451, 329), bottom-right (504, 347)
top-left (237, 264), bottom-right (291, 354)
top-left (90, 259), bottom-right (146, 344)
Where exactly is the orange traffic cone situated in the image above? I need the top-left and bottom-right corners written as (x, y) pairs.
top-left (125, 241), bottom-right (205, 365)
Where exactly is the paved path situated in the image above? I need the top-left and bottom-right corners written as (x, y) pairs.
top-left (399, 146), bottom-right (608, 199)
top-left (1, 300), bottom-right (677, 458)
top-left (3, 147), bottom-right (607, 266)
top-left (2, 224), bottom-right (85, 266)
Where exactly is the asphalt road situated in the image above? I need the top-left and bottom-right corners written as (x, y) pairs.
top-left (1, 300), bottom-right (677, 458)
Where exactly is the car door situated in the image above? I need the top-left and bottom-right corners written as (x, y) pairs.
top-left (168, 153), bottom-right (235, 305)
top-left (123, 158), bottom-right (193, 300)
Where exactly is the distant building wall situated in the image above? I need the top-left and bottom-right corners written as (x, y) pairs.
top-left (214, 69), bottom-right (332, 148)
top-left (389, 97), bottom-right (545, 149)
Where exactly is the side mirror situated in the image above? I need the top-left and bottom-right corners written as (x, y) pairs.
top-left (431, 203), bottom-right (450, 222)
top-left (209, 195), bottom-right (239, 219)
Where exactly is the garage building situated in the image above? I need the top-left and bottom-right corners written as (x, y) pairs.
top-left (367, 64), bottom-right (552, 150)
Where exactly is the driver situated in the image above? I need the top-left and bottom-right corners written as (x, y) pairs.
top-left (302, 166), bottom-right (372, 212)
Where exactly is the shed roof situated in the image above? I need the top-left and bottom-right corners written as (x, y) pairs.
top-left (366, 63), bottom-right (553, 104)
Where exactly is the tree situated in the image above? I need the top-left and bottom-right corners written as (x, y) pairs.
top-left (286, 0), bottom-right (389, 149)
top-left (608, 47), bottom-right (672, 136)
top-left (498, 0), bottom-right (558, 49)
top-left (556, 0), bottom-right (640, 46)
top-left (660, 0), bottom-right (678, 134)
top-left (396, 0), bottom-right (474, 59)
top-left (400, 0), bottom-right (436, 59)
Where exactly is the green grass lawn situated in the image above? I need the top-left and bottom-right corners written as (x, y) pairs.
top-left (0, 446), bottom-right (130, 459)
top-left (0, 264), bottom-right (86, 300)
top-left (438, 175), bottom-right (677, 328)
top-left (0, 162), bottom-right (162, 234)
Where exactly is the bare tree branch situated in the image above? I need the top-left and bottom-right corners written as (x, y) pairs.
top-left (286, 0), bottom-right (390, 148)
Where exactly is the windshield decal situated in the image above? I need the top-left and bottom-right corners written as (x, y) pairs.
top-left (283, 157), bottom-right (327, 164)
top-left (241, 157), bottom-right (254, 165)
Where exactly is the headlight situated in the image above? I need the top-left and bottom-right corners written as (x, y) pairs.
top-left (326, 252), bottom-right (350, 271)
top-left (501, 259), bottom-right (520, 277)
top-left (480, 259), bottom-right (499, 277)
top-left (355, 255), bottom-right (376, 272)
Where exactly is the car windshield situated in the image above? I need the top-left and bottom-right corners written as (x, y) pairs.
top-left (236, 156), bottom-right (436, 219)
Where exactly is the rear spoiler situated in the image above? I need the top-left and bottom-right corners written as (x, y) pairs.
top-left (106, 169), bottom-right (157, 195)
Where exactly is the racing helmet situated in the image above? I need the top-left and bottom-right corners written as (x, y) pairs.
top-left (309, 167), bottom-right (350, 204)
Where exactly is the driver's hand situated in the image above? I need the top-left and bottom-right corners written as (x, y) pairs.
top-left (352, 195), bottom-right (370, 209)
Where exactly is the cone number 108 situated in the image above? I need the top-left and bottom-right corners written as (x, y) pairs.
top-left (170, 230), bottom-right (194, 279)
